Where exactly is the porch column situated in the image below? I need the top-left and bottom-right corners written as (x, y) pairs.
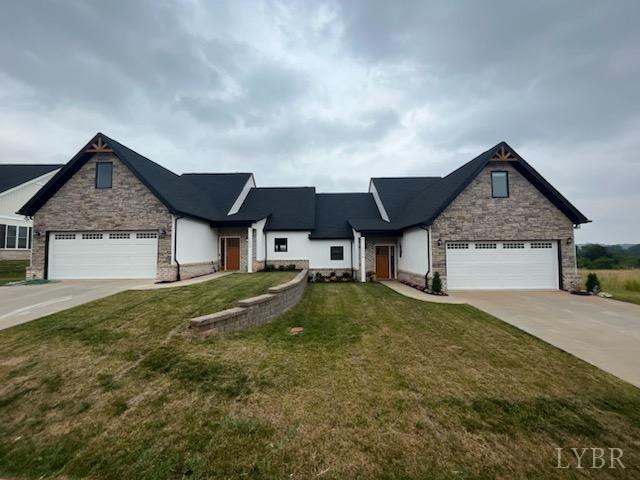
top-left (359, 235), bottom-right (366, 282)
top-left (247, 227), bottom-right (253, 273)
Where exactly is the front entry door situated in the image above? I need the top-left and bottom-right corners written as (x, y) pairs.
top-left (221, 237), bottom-right (240, 271)
top-left (376, 246), bottom-right (390, 279)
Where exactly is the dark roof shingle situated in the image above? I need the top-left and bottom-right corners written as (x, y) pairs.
top-left (310, 193), bottom-right (381, 239)
top-left (0, 164), bottom-right (62, 194)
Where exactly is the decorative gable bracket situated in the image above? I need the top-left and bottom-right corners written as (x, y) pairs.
top-left (86, 136), bottom-right (113, 153)
top-left (491, 145), bottom-right (515, 161)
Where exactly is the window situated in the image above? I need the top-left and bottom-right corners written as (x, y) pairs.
top-left (531, 242), bottom-right (553, 249)
top-left (82, 233), bottom-right (103, 240)
top-left (6, 225), bottom-right (16, 248)
top-left (274, 237), bottom-right (288, 252)
top-left (17, 226), bottom-right (28, 248)
top-left (503, 242), bottom-right (525, 249)
top-left (447, 242), bottom-right (469, 249)
top-left (330, 246), bottom-right (344, 260)
top-left (96, 162), bottom-right (113, 189)
top-left (136, 232), bottom-right (158, 239)
top-left (491, 171), bottom-right (509, 198)
top-left (475, 242), bottom-right (497, 249)
top-left (0, 224), bottom-right (5, 248)
top-left (54, 233), bottom-right (76, 240)
top-left (109, 233), bottom-right (130, 239)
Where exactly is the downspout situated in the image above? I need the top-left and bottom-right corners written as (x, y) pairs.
top-left (264, 230), bottom-right (267, 269)
top-left (420, 226), bottom-right (431, 288)
top-left (173, 215), bottom-right (184, 281)
top-left (350, 237), bottom-right (354, 278)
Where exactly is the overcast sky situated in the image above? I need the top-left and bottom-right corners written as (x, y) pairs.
top-left (1, 1), bottom-right (638, 243)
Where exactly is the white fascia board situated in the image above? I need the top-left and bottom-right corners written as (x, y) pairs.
top-left (227, 174), bottom-right (256, 215)
top-left (368, 179), bottom-right (390, 222)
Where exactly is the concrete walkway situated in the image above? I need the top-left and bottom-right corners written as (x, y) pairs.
top-left (131, 271), bottom-right (231, 290)
top-left (380, 280), bottom-right (464, 303)
top-left (383, 280), bottom-right (640, 388)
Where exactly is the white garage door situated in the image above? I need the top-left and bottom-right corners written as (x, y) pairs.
top-left (48, 231), bottom-right (158, 279)
top-left (446, 241), bottom-right (559, 290)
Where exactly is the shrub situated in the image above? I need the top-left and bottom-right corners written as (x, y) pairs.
top-left (341, 272), bottom-right (352, 282)
top-left (287, 264), bottom-right (296, 271)
top-left (585, 272), bottom-right (600, 293)
top-left (431, 272), bottom-right (442, 294)
top-left (262, 264), bottom-right (276, 272)
top-left (314, 271), bottom-right (324, 282)
top-left (277, 265), bottom-right (286, 271)
top-left (366, 271), bottom-right (376, 281)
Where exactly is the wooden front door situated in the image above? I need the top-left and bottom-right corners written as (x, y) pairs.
top-left (223, 237), bottom-right (240, 271)
top-left (375, 246), bottom-right (390, 279)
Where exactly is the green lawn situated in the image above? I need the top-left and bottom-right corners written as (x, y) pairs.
top-left (579, 268), bottom-right (640, 305)
top-left (0, 259), bottom-right (28, 285)
top-left (1, 277), bottom-right (639, 479)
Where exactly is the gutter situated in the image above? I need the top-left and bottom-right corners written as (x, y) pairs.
top-left (350, 237), bottom-right (354, 278)
top-left (420, 225), bottom-right (431, 287)
top-left (173, 215), bottom-right (184, 281)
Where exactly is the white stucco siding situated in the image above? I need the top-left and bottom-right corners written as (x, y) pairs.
top-left (253, 218), bottom-right (268, 261)
top-left (307, 239), bottom-right (353, 269)
top-left (260, 230), bottom-right (353, 269)
top-left (174, 216), bottom-right (218, 264)
top-left (398, 227), bottom-right (429, 275)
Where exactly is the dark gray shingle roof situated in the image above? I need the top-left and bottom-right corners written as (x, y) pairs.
top-left (227, 187), bottom-right (316, 230)
top-left (0, 164), bottom-right (62, 194)
top-left (310, 193), bottom-right (381, 239)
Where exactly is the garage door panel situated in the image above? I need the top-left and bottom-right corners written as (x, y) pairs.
top-left (49, 232), bottom-right (158, 279)
top-left (446, 241), bottom-right (558, 290)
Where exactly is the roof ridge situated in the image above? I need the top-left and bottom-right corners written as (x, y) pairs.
top-left (181, 172), bottom-right (252, 176)
top-left (0, 163), bottom-right (64, 167)
top-left (101, 133), bottom-right (180, 179)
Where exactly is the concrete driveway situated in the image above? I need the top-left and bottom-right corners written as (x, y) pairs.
top-left (451, 290), bottom-right (640, 388)
top-left (0, 279), bottom-right (153, 330)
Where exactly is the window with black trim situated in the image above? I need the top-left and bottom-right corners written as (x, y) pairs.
top-left (491, 171), bottom-right (509, 198)
top-left (330, 246), bottom-right (344, 260)
top-left (96, 162), bottom-right (113, 189)
top-left (0, 224), bottom-right (5, 249)
top-left (6, 225), bottom-right (17, 248)
top-left (274, 237), bottom-right (288, 252)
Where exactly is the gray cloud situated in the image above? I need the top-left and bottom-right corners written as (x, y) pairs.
top-left (0, 0), bottom-right (638, 243)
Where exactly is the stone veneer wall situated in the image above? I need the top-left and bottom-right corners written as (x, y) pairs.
top-left (0, 250), bottom-right (30, 261)
top-left (27, 154), bottom-right (175, 281)
top-left (430, 161), bottom-right (577, 291)
top-left (398, 270), bottom-right (426, 287)
top-left (218, 227), bottom-right (248, 271)
top-left (179, 261), bottom-right (219, 280)
top-left (264, 259), bottom-right (309, 270)
top-left (190, 269), bottom-right (308, 334)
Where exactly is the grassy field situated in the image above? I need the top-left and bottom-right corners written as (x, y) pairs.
top-left (579, 268), bottom-right (640, 305)
top-left (1, 277), bottom-right (639, 479)
top-left (0, 259), bottom-right (28, 285)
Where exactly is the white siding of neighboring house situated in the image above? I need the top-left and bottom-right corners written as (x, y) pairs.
top-left (398, 227), bottom-right (429, 276)
top-left (0, 170), bottom-right (59, 226)
top-left (173, 216), bottom-right (218, 264)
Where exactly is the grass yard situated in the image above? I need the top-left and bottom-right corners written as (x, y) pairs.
top-left (0, 259), bottom-right (28, 285)
top-left (579, 268), bottom-right (640, 305)
top-left (1, 277), bottom-right (639, 479)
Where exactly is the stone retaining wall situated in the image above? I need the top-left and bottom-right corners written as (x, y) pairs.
top-left (190, 269), bottom-right (308, 334)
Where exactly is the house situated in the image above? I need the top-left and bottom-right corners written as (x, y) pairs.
top-left (0, 164), bottom-right (62, 260)
top-left (17, 133), bottom-right (589, 291)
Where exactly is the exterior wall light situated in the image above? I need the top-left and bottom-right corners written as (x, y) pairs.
top-left (566, 237), bottom-right (572, 245)
top-left (437, 238), bottom-right (443, 247)
top-left (159, 228), bottom-right (167, 236)
top-left (34, 230), bottom-right (41, 237)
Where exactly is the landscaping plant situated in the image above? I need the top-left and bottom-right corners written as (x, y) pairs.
top-left (431, 272), bottom-right (442, 294)
top-left (586, 272), bottom-right (601, 293)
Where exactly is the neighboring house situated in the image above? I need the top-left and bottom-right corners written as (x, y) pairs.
top-left (18, 133), bottom-right (589, 291)
top-left (0, 164), bottom-right (62, 260)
